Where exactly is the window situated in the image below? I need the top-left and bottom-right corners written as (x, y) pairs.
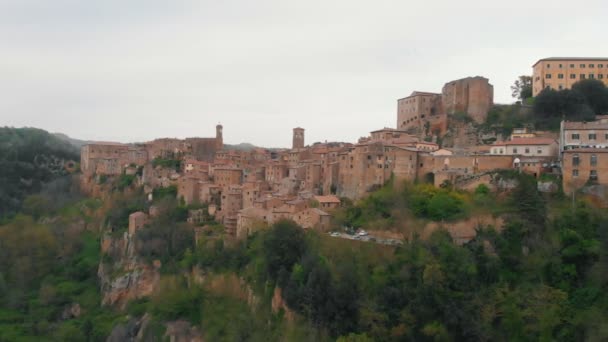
top-left (572, 133), bottom-right (580, 140)
top-left (573, 169), bottom-right (579, 177)
top-left (558, 73), bottom-right (564, 79)
top-left (558, 85), bottom-right (564, 90)
top-left (547, 64), bottom-right (551, 68)
top-left (581, 64), bottom-right (586, 68)
top-left (570, 74), bottom-right (576, 79)
top-left (590, 170), bottom-right (598, 180)
top-left (589, 133), bottom-right (597, 140)
top-left (600, 64), bottom-right (604, 68)
top-left (537, 148), bottom-right (542, 154)
top-left (570, 64), bottom-right (575, 68)
top-left (559, 64), bottom-right (563, 68)
top-left (573, 154), bottom-right (580, 166)
top-left (545, 74), bottom-right (552, 79)
top-left (590, 64), bottom-right (595, 68)
top-left (580, 74), bottom-right (586, 79)
top-left (525, 148), bottom-right (530, 154)
top-left (591, 154), bottom-right (597, 166)
top-left (513, 147), bottom-right (518, 154)
top-left (605, 133), bottom-right (608, 140)
top-left (600, 74), bottom-right (605, 80)
top-left (590, 74), bottom-right (595, 79)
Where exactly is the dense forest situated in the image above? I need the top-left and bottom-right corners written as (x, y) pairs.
top-left (0, 127), bottom-right (79, 221)
top-left (1, 129), bottom-right (608, 341)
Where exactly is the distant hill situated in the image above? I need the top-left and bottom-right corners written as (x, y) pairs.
top-left (0, 127), bottom-right (80, 219)
top-left (225, 142), bottom-right (259, 151)
top-left (52, 132), bottom-right (93, 149)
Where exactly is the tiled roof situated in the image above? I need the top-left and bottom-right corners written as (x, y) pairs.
top-left (563, 120), bottom-right (608, 130)
top-left (533, 57), bottom-right (608, 67)
top-left (314, 195), bottom-right (341, 203)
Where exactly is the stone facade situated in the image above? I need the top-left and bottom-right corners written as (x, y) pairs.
top-left (442, 76), bottom-right (493, 124)
top-left (81, 143), bottom-right (147, 176)
top-left (562, 149), bottom-right (608, 194)
top-left (397, 76), bottom-right (493, 135)
top-left (397, 92), bottom-right (442, 132)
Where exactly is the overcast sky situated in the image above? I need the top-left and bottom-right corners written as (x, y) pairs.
top-left (1, 0), bottom-right (606, 147)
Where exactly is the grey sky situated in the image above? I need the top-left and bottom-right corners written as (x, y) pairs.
top-left (1, 0), bottom-right (606, 147)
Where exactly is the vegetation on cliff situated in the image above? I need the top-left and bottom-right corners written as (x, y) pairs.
top-left (2, 129), bottom-right (608, 341)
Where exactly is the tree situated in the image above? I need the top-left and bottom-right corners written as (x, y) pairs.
top-left (511, 76), bottom-right (532, 101)
top-left (263, 220), bottom-right (307, 282)
top-left (571, 79), bottom-right (608, 114)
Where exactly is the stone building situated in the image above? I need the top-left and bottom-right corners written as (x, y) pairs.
top-left (397, 92), bottom-right (442, 132)
top-left (532, 57), bottom-right (608, 96)
top-left (396, 76), bottom-right (493, 134)
top-left (337, 141), bottom-right (418, 199)
top-left (442, 76), bottom-right (494, 124)
top-left (560, 118), bottom-right (608, 152)
top-left (128, 211), bottom-right (148, 236)
top-left (490, 138), bottom-right (558, 157)
top-left (560, 118), bottom-right (608, 194)
top-left (80, 143), bottom-right (147, 176)
top-left (314, 195), bottom-right (340, 210)
top-left (562, 149), bottom-right (608, 194)
top-left (213, 168), bottom-right (243, 187)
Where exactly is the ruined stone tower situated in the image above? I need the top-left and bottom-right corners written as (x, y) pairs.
top-left (292, 127), bottom-right (305, 149)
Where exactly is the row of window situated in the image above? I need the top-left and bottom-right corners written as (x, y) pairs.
top-left (401, 97), bottom-right (431, 104)
top-left (571, 133), bottom-right (608, 140)
top-left (547, 63), bottom-right (605, 68)
top-left (546, 73), bottom-right (606, 79)
top-left (572, 169), bottom-right (598, 179)
top-left (572, 154), bottom-right (598, 166)
top-left (495, 147), bottom-right (544, 154)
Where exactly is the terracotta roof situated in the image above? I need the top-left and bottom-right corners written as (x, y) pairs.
top-left (563, 120), bottom-right (608, 130)
top-left (533, 57), bottom-right (608, 67)
top-left (314, 195), bottom-right (341, 203)
top-left (397, 91), bottom-right (440, 100)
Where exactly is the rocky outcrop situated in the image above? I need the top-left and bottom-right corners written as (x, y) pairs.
top-left (271, 287), bottom-right (295, 322)
top-left (98, 231), bottom-right (160, 309)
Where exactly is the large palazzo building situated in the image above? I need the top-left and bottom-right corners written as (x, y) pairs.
top-left (532, 57), bottom-right (608, 96)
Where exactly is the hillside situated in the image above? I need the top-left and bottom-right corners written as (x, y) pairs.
top-left (0, 127), bottom-right (80, 220)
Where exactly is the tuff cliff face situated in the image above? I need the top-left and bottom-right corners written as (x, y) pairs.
top-left (98, 231), bottom-right (160, 309)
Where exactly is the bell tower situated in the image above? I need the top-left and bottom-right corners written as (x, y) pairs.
top-left (216, 124), bottom-right (223, 150)
top-left (292, 127), bottom-right (305, 149)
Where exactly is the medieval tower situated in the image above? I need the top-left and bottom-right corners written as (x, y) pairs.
top-left (292, 127), bottom-right (305, 149)
top-left (216, 124), bottom-right (223, 150)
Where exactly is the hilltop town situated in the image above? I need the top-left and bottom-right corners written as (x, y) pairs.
top-left (4, 57), bottom-right (608, 341)
top-left (80, 57), bottom-right (608, 243)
